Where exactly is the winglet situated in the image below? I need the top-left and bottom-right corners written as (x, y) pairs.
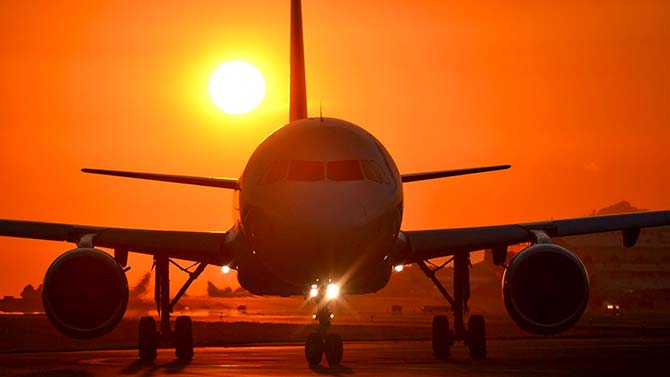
top-left (289, 0), bottom-right (308, 122)
top-left (82, 168), bottom-right (238, 189)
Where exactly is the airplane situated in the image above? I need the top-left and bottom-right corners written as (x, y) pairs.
top-left (1, 0), bottom-right (669, 367)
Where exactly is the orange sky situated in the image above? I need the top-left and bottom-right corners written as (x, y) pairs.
top-left (1, 0), bottom-right (668, 296)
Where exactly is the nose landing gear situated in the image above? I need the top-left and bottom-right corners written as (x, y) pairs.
top-left (304, 288), bottom-right (343, 367)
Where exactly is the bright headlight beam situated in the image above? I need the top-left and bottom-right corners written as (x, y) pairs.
top-left (326, 283), bottom-right (339, 300)
top-left (394, 265), bottom-right (404, 272)
top-left (221, 265), bottom-right (231, 274)
top-left (309, 288), bottom-right (319, 298)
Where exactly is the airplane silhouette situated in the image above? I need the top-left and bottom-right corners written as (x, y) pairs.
top-left (1, 0), bottom-right (668, 367)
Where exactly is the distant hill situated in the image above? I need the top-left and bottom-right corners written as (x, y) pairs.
top-left (594, 201), bottom-right (647, 216)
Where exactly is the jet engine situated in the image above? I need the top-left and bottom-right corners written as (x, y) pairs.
top-left (42, 248), bottom-right (129, 339)
top-left (502, 243), bottom-right (589, 335)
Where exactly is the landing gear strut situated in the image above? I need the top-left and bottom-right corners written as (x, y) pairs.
top-left (304, 289), bottom-right (343, 367)
top-left (418, 252), bottom-right (487, 360)
top-left (137, 255), bottom-right (206, 362)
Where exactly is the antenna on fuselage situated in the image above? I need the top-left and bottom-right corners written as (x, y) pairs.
top-left (289, 0), bottom-right (308, 122)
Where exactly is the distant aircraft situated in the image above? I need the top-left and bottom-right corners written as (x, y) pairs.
top-left (1, 0), bottom-right (668, 367)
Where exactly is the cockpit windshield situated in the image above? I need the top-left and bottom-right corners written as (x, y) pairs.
top-left (360, 160), bottom-right (389, 184)
top-left (288, 160), bottom-right (324, 181)
top-left (259, 160), bottom-right (289, 184)
top-left (259, 159), bottom-right (390, 184)
top-left (327, 160), bottom-right (363, 181)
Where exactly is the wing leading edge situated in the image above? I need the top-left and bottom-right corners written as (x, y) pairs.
top-left (401, 165), bottom-right (511, 183)
top-left (82, 168), bottom-right (238, 189)
top-left (398, 211), bottom-right (670, 263)
top-left (0, 219), bottom-right (231, 265)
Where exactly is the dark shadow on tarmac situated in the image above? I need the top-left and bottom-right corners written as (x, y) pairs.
top-left (121, 359), bottom-right (152, 374)
top-left (309, 364), bottom-right (354, 375)
top-left (121, 359), bottom-right (188, 376)
top-left (162, 359), bottom-right (189, 375)
top-left (20, 370), bottom-right (93, 377)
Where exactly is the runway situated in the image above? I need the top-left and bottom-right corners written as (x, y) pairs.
top-left (1, 337), bottom-right (668, 377)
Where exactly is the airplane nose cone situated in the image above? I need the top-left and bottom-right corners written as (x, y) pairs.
top-left (243, 188), bottom-right (377, 285)
top-left (294, 193), bottom-right (370, 230)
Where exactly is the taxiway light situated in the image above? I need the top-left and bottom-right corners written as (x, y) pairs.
top-left (394, 265), bottom-right (404, 272)
top-left (326, 283), bottom-right (340, 300)
top-left (221, 265), bottom-right (231, 274)
top-left (309, 287), bottom-right (319, 298)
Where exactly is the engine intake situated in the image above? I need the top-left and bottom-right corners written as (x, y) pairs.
top-left (42, 248), bottom-right (129, 339)
top-left (502, 243), bottom-right (589, 335)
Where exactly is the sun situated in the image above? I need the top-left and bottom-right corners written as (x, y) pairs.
top-left (208, 61), bottom-right (265, 114)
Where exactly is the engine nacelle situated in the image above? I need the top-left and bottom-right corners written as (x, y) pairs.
top-left (502, 243), bottom-right (589, 335)
top-left (42, 248), bottom-right (129, 339)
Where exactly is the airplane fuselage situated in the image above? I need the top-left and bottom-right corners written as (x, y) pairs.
top-left (230, 118), bottom-right (404, 296)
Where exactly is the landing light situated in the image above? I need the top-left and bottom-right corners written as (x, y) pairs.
top-left (221, 265), bottom-right (231, 274)
top-left (394, 265), bottom-right (404, 272)
top-left (326, 283), bottom-right (339, 300)
top-left (309, 287), bottom-right (319, 298)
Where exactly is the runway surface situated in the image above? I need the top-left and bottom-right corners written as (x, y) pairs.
top-left (1, 337), bottom-right (668, 377)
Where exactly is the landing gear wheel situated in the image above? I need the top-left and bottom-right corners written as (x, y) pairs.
top-left (138, 316), bottom-right (158, 361)
top-left (305, 332), bottom-right (324, 365)
top-left (467, 315), bottom-right (487, 359)
top-left (432, 315), bottom-right (452, 360)
top-left (174, 316), bottom-right (194, 361)
top-left (324, 334), bottom-right (343, 367)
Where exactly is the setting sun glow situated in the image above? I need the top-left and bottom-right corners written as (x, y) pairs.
top-left (208, 61), bottom-right (265, 114)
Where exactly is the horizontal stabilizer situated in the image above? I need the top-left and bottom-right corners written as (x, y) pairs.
top-left (401, 164), bottom-right (511, 183)
top-left (82, 168), bottom-right (238, 189)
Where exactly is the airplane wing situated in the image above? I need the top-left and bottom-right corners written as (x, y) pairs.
top-left (397, 211), bottom-right (670, 263)
top-left (400, 165), bottom-right (510, 183)
top-left (81, 168), bottom-right (239, 189)
top-left (0, 219), bottom-right (231, 265)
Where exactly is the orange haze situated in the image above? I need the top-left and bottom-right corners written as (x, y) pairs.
top-left (1, 1), bottom-right (668, 296)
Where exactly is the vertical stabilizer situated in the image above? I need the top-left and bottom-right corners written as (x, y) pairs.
top-left (290, 0), bottom-right (308, 121)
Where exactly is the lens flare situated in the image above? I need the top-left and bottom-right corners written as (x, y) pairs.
top-left (326, 283), bottom-right (339, 300)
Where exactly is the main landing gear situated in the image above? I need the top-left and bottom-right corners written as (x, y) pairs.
top-left (418, 252), bottom-right (487, 361)
top-left (304, 289), bottom-right (343, 367)
top-left (138, 255), bottom-right (207, 362)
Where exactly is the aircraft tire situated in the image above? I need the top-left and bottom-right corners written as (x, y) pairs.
top-left (432, 315), bottom-right (451, 360)
top-left (324, 333), bottom-right (343, 366)
top-left (305, 332), bottom-right (323, 365)
top-left (138, 316), bottom-right (158, 361)
top-left (467, 315), bottom-right (487, 359)
top-left (174, 316), bottom-right (194, 361)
